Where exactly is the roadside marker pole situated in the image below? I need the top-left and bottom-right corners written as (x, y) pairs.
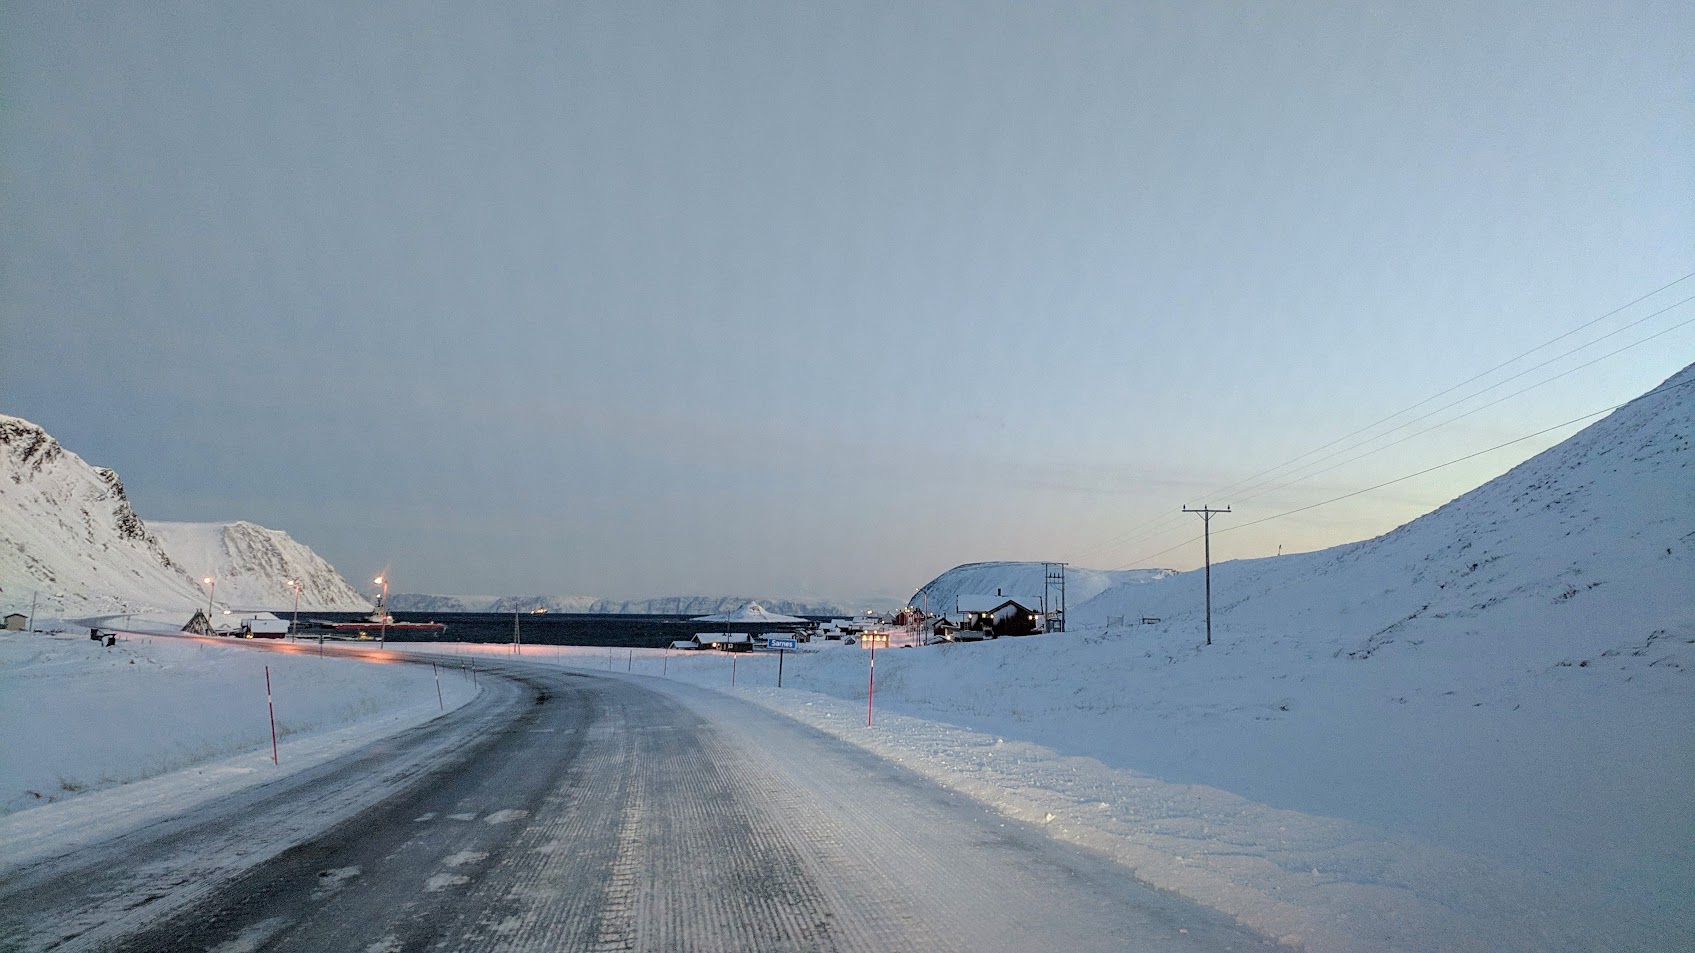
top-left (867, 644), bottom-right (876, 727)
top-left (265, 665), bottom-right (279, 765)
top-left (627, 648), bottom-right (632, 672)
top-left (433, 661), bottom-right (443, 710)
top-left (777, 648), bottom-right (785, 688)
top-left (663, 649), bottom-right (669, 676)
top-left (472, 659), bottom-right (478, 686)
top-left (731, 655), bottom-right (737, 687)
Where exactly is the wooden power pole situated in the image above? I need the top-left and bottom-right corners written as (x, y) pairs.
top-left (1182, 506), bottom-right (1231, 646)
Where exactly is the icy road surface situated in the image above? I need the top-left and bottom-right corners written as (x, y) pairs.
top-left (1, 662), bottom-right (1273, 952)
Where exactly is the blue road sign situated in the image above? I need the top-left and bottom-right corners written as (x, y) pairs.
top-left (767, 638), bottom-right (798, 650)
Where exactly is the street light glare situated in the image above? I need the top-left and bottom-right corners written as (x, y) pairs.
top-left (202, 577), bottom-right (213, 585)
top-left (374, 576), bottom-right (385, 585)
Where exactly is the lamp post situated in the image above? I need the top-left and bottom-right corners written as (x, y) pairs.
top-left (286, 579), bottom-right (302, 639)
top-left (202, 577), bottom-right (215, 620)
top-left (375, 576), bottom-right (388, 647)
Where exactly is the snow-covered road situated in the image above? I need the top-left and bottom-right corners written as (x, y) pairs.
top-left (1, 661), bottom-right (1272, 953)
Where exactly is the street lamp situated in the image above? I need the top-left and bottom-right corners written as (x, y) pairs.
top-left (202, 577), bottom-right (215, 619)
top-left (286, 579), bottom-right (302, 639)
top-left (374, 576), bottom-right (388, 647)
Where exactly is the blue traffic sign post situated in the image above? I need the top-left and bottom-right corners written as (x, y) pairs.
top-left (768, 638), bottom-right (798, 686)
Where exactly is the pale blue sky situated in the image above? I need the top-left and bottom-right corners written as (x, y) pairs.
top-left (4, 1), bottom-right (1691, 603)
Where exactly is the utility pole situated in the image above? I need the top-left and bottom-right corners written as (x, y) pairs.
top-left (1182, 506), bottom-right (1231, 646)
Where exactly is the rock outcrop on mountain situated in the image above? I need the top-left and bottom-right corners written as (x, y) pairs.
top-left (0, 414), bottom-right (368, 616)
top-left (0, 416), bottom-right (202, 614)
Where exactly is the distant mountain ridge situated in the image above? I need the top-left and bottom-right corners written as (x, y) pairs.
top-left (388, 593), bottom-right (865, 617)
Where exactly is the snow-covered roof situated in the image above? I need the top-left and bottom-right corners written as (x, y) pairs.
top-left (956, 595), bottom-right (1042, 613)
top-left (669, 640), bottom-right (700, 649)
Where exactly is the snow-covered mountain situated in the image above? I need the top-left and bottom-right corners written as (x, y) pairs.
top-left (1070, 360), bottom-right (1695, 657)
top-left (387, 592), bottom-right (858, 616)
top-left (909, 561), bottom-right (1174, 617)
top-left (147, 521), bottom-right (371, 612)
top-left (0, 415), bottom-right (204, 615)
top-left (0, 415), bottom-right (370, 618)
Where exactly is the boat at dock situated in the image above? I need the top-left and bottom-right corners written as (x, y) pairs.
top-left (311, 591), bottom-right (446, 635)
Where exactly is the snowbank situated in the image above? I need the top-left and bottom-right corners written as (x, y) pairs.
top-left (0, 629), bottom-right (478, 817)
top-left (494, 637), bottom-right (1681, 949)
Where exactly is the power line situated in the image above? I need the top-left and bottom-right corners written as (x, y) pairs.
top-left (1068, 268), bottom-right (1695, 566)
top-left (1223, 302), bottom-right (1695, 509)
top-left (1185, 273), bottom-right (1695, 504)
top-left (1217, 373), bottom-right (1695, 537)
top-left (1112, 372), bottom-right (1695, 570)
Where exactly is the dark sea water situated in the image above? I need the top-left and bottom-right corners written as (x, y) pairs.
top-left (302, 612), bottom-right (818, 649)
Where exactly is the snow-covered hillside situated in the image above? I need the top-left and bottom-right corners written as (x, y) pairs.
top-left (730, 363), bottom-right (1695, 944)
top-left (0, 415), bottom-right (369, 617)
top-left (0, 416), bottom-right (204, 615)
top-left (910, 561), bottom-right (1173, 616)
top-left (147, 521), bottom-right (371, 612)
top-left (388, 593), bottom-right (859, 616)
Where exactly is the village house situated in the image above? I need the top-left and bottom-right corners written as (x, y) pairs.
top-left (955, 591), bottom-right (1044, 637)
